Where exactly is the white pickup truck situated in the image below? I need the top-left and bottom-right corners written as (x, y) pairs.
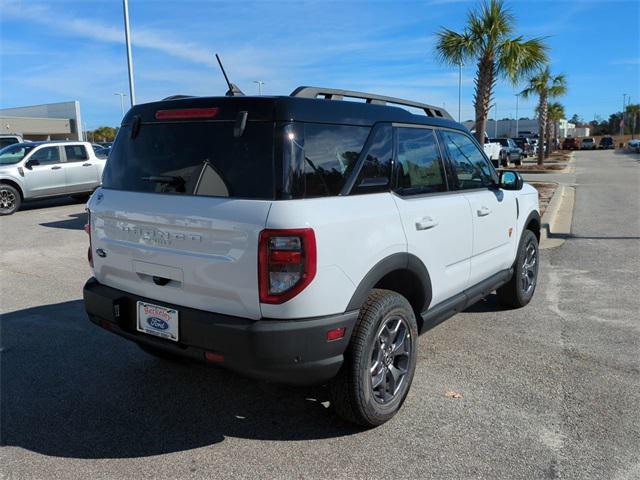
top-left (471, 130), bottom-right (501, 167)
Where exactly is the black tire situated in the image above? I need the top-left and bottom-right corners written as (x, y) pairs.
top-left (329, 289), bottom-right (418, 427)
top-left (137, 342), bottom-right (186, 362)
top-left (0, 184), bottom-right (21, 216)
top-left (497, 229), bottom-right (539, 308)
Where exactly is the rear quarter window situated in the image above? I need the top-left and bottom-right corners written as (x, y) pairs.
top-left (282, 123), bottom-right (370, 198)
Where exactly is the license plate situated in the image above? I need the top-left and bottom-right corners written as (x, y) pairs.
top-left (137, 301), bottom-right (179, 342)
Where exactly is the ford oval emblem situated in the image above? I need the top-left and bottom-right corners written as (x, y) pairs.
top-left (147, 317), bottom-right (169, 330)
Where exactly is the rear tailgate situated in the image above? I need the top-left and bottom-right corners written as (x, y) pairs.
top-left (91, 98), bottom-right (277, 320)
top-left (89, 190), bottom-right (270, 319)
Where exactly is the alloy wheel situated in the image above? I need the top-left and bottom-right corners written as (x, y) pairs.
top-left (0, 188), bottom-right (16, 212)
top-left (370, 315), bottom-right (412, 404)
top-left (521, 240), bottom-right (537, 294)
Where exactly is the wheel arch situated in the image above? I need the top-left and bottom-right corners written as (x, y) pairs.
top-left (346, 253), bottom-right (432, 331)
top-left (523, 210), bottom-right (541, 242)
top-left (0, 178), bottom-right (24, 200)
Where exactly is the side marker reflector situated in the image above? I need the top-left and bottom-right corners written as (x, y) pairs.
top-left (204, 351), bottom-right (224, 363)
top-left (326, 327), bottom-right (346, 342)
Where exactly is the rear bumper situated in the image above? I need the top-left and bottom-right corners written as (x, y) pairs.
top-left (83, 278), bottom-right (358, 385)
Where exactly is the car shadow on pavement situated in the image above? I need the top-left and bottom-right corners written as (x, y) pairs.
top-left (18, 196), bottom-right (87, 212)
top-left (0, 300), bottom-right (361, 459)
top-left (39, 212), bottom-right (87, 230)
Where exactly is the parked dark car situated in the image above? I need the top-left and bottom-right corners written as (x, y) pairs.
top-left (513, 137), bottom-right (534, 158)
top-left (489, 138), bottom-right (522, 166)
top-left (599, 136), bottom-right (614, 149)
top-left (94, 146), bottom-right (111, 159)
top-left (562, 137), bottom-right (579, 150)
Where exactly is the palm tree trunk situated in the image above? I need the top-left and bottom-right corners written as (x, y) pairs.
top-left (473, 56), bottom-right (494, 145)
top-left (545, 117), bottom-right (552, 158)
top-left (537, 94), bottom-right (548, 165)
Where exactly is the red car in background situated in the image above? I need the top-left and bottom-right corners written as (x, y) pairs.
top-left (562, 137), bottom-right (579, 150)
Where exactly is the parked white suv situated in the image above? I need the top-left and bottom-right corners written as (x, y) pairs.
top-left (83, 88), bottom-right (541, 427)
top-left (0, 141), bottom-right (106, 215)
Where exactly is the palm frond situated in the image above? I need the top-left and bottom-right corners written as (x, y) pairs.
top-left (435, 28), bottom-right (477, 65)
top-left (497, 37), bottom-right (548, 84)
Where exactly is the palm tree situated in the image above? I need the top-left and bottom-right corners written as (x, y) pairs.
top-left (521, 67), bottom-right (567, 164)
top-left (546, 102), bottom-right (565, 154)
top-left (435, 0), bottom-right (548, 144)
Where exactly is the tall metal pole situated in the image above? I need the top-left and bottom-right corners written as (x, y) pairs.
top-left (123, 0), bottom-right (136, 106)
top-left (253, 80), bottom-right (264, 95)
top-left (494, 103), bottom-right (498, 137)
top-left (457, 62), bottom-right (462, 122)
top-left (114, 92), bottom-right (127, 116)
top-left (515, 93), bottom-right (520, 137)
top-left (621, 93), bottom-right (627, 138)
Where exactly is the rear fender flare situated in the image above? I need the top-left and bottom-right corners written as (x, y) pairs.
top-left (345, 252), bottom-right (432, 314)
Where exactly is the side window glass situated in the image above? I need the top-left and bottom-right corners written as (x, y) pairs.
top-left (394, 127), bottom-right (446, 195)
top-left (30, 147), bottom-right (60, 165)
top-left (64, 145), bottom-right (89, 161)
top-left (352, 125), bottom-right (393, 195)
top-left (441, 131), bottom-right (495, 190)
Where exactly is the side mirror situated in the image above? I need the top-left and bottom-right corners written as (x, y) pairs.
top-left (499, 170), bottom-right (523, 190)
top-left (25, 158), bottom-right (40, 169)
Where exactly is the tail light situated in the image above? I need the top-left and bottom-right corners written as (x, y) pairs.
top-left (155, 107), bottom-right (219, 120)
top-left (258, 229), bottom-right (316, 304)
top-left (84, 209), bottom-right (93, 268)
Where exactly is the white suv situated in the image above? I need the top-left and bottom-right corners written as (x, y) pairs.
top-left (0, 141), bottom-right (106, 215)
top-left (83, 88), bottom-right (541, 427)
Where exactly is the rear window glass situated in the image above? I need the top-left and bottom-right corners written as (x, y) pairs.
top-left (102, 121), bottom-right (274, 199)
top-left (65, 145), bottom-right (88, 161)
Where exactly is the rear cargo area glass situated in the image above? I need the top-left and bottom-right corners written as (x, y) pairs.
top-left (103, 121), bottom-right (275, 199)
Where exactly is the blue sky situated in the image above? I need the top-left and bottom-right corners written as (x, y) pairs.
top-left (1, 0), bottom-right (638, 129)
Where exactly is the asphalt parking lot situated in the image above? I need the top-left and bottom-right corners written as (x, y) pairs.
top-left (1, 150), bottom-right (638, 479)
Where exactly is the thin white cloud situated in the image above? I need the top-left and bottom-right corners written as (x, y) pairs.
top-left (610, 58), bottom-right (640, 66)
top-left (1, 0), bottom-right (217, 67)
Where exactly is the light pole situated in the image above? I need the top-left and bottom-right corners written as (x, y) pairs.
top-left (487, 103), bottom-right (496, 138)
top-left (457, 62), bottom-right (463, 122)
top-left (494, 103), bottom-right (498, 137)
top-left (515, 93), bottom-right (520, 137)
top-left (114, 92), bottom-right (127, 116)
top-left (253, 80), bottom-right (264, 95)
top-left (621, 93), bottom-right (627, 138)
top-left (123, 0), bottom-right (136, 106)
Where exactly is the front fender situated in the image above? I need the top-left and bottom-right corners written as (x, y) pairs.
top-left (0, 172), bottom-right (26, 195)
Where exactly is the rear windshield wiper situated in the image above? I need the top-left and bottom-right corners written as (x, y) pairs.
top-left (142, 175), bottom-right (186, 192)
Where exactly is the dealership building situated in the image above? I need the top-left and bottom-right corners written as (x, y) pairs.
top-left (0, 101), bottom-right (84, 141)
top-left (462, 118), bottom-right (589, 138)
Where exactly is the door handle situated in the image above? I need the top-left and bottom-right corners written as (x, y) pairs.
top-left (477, 206), bottom-right (491, 217)
top-left (82, 163), bottom-right (92, 166)
top-left (415, 216), bottom-right (438, 231)
top-left (51, 166), bottom-right (61, 170)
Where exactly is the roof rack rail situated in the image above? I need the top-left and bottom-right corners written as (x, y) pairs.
top-left (290, 86), bottom-right (453, 120)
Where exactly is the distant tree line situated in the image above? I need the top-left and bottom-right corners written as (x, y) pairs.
top-left (85, 126), bottom-right (118, 142)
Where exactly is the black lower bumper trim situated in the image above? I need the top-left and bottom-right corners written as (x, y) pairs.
top-left (83, 278), bottom-right (358, 385)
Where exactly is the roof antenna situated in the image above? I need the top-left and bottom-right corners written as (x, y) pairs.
top-left (215, 53), bottom-right (245, 97)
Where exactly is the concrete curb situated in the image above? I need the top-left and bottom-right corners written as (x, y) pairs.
top-left (540, 183), bottom-right (575, 249)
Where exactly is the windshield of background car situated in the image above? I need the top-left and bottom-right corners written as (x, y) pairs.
top-left (0, 144), bottom-right (35, 164)
top-left (0, 137), bottom-right (20, 148)
top-left (102, 121), bottom-right (275, 199)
